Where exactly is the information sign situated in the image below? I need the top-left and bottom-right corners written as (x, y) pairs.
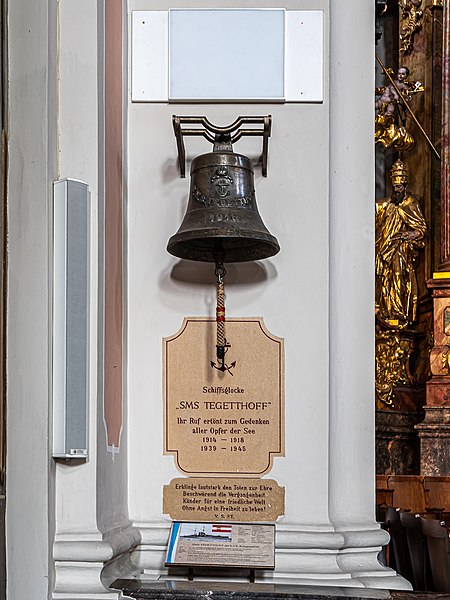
top-left (165, 521), bottom-right (275, 569)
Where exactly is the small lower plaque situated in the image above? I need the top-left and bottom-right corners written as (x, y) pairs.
top-left (163, 477), bottom-right (285, 522)
top-left (165, 521), bottom-right (275, 569)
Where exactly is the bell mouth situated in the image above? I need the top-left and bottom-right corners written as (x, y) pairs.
top-left (167, 231), bottom-right (280, 263)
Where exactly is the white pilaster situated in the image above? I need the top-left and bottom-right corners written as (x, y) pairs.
top-left (7, 0), bottom-right (58, 597)
top-left (53, 1), bottom-right (138, 597)
top-left (328, 0), bottom-right (409, 589)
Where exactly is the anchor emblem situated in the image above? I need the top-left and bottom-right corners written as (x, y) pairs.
top-left (211, 339), bottom-right (236, 375)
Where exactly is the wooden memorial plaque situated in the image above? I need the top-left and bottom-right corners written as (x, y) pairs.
top-left (163, 477), bottom-right (285, 522)
top-left (163, 318), bottom-right (284, 476)
top-left (165, 521), bottom-right (275, 569)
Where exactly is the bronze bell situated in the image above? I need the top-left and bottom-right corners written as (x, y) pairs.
top-left (167, 143), bottom-right (280, 263)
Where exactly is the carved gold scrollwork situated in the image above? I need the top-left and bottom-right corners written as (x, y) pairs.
top-left (442, 346), bottom-right (450, 375)
top-left (399, 0), bottom-right (424, 54)
top-left (375, 327), bottom-right (412, 406)
top-left (376, 324), bottom-right (432, 407)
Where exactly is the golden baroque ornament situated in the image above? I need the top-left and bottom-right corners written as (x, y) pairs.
top-left (375, 326), bottom-right (412, 407)
top-left (399, 0), bottom-right (424, 54)
top-left (375, 111), bottom-right (415, 151)
top-left (442, 345), bottom-right (450, 374)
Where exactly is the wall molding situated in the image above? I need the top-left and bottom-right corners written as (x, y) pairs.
top-left (129, 522), bottom-right (409, 589)
top-left (53, 525), bottom-right (141, 599)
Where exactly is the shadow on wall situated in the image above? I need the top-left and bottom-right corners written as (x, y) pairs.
top-left (169, 260), bottom-right (277, 286)
top-left (157, 260), bottom-right (279, 315)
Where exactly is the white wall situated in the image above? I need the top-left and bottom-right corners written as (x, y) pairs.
top-left (127, 0), bottom-right (330, 537)
top-left (125, 0), bottom-right (409, 588)
top-left (7, 0), bottom-right (58, 598)
top-left (5, 0), bottom-right (410, 594)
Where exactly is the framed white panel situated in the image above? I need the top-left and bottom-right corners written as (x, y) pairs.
top-left (132, 11), bottom-right (168, 102)
top-left (169, 9), bottom-right (284, 102)
top-left (285, 10), bottom-right (323, 102)
top-left (131, 9), bottom-right (323, 103)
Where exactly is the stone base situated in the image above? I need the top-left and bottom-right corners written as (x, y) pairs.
top-left (52, 525), bottom-right (141, 600)
top-left (376, 406), bottom-right (424, 474)
top-left (415, 405), bottom-right (450, 475)
top-left (425, 376), bottom-right (450, 406)
top-left (125, 525), bottom-right (411, 593)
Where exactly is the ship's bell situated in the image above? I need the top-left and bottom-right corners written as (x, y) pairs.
top-left (167, 147), bottom-right (280, 263)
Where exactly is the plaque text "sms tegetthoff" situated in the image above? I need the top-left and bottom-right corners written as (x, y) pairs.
top-left (163, 318), bottom-right (284, 476)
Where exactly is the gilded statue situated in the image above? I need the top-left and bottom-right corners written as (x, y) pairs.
top-left (375, 66), bottom-right (423, 151)
top-left (375, 160), bottom-right (427, 327)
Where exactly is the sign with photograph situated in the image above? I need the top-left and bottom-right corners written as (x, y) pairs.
top-left (165, 521), bottom-right (275, 569)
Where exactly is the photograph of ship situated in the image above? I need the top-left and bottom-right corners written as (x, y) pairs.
top-left (180, 522), bottom-right (232, 542)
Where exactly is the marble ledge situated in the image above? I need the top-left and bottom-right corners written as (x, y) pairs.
top-left (111, 579), bottom-right (398, 600)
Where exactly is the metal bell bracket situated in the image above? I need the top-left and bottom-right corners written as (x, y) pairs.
top-left (173, 115), bottom-right (271, 178)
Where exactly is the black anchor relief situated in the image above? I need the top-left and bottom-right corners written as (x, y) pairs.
top-left (210, 338), bottom-right (236, 376)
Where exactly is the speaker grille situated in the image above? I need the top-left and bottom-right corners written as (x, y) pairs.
top-left (65, 182), bottom-right (88, 452)
top-left (53, 179), bottom-right (89, 457)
